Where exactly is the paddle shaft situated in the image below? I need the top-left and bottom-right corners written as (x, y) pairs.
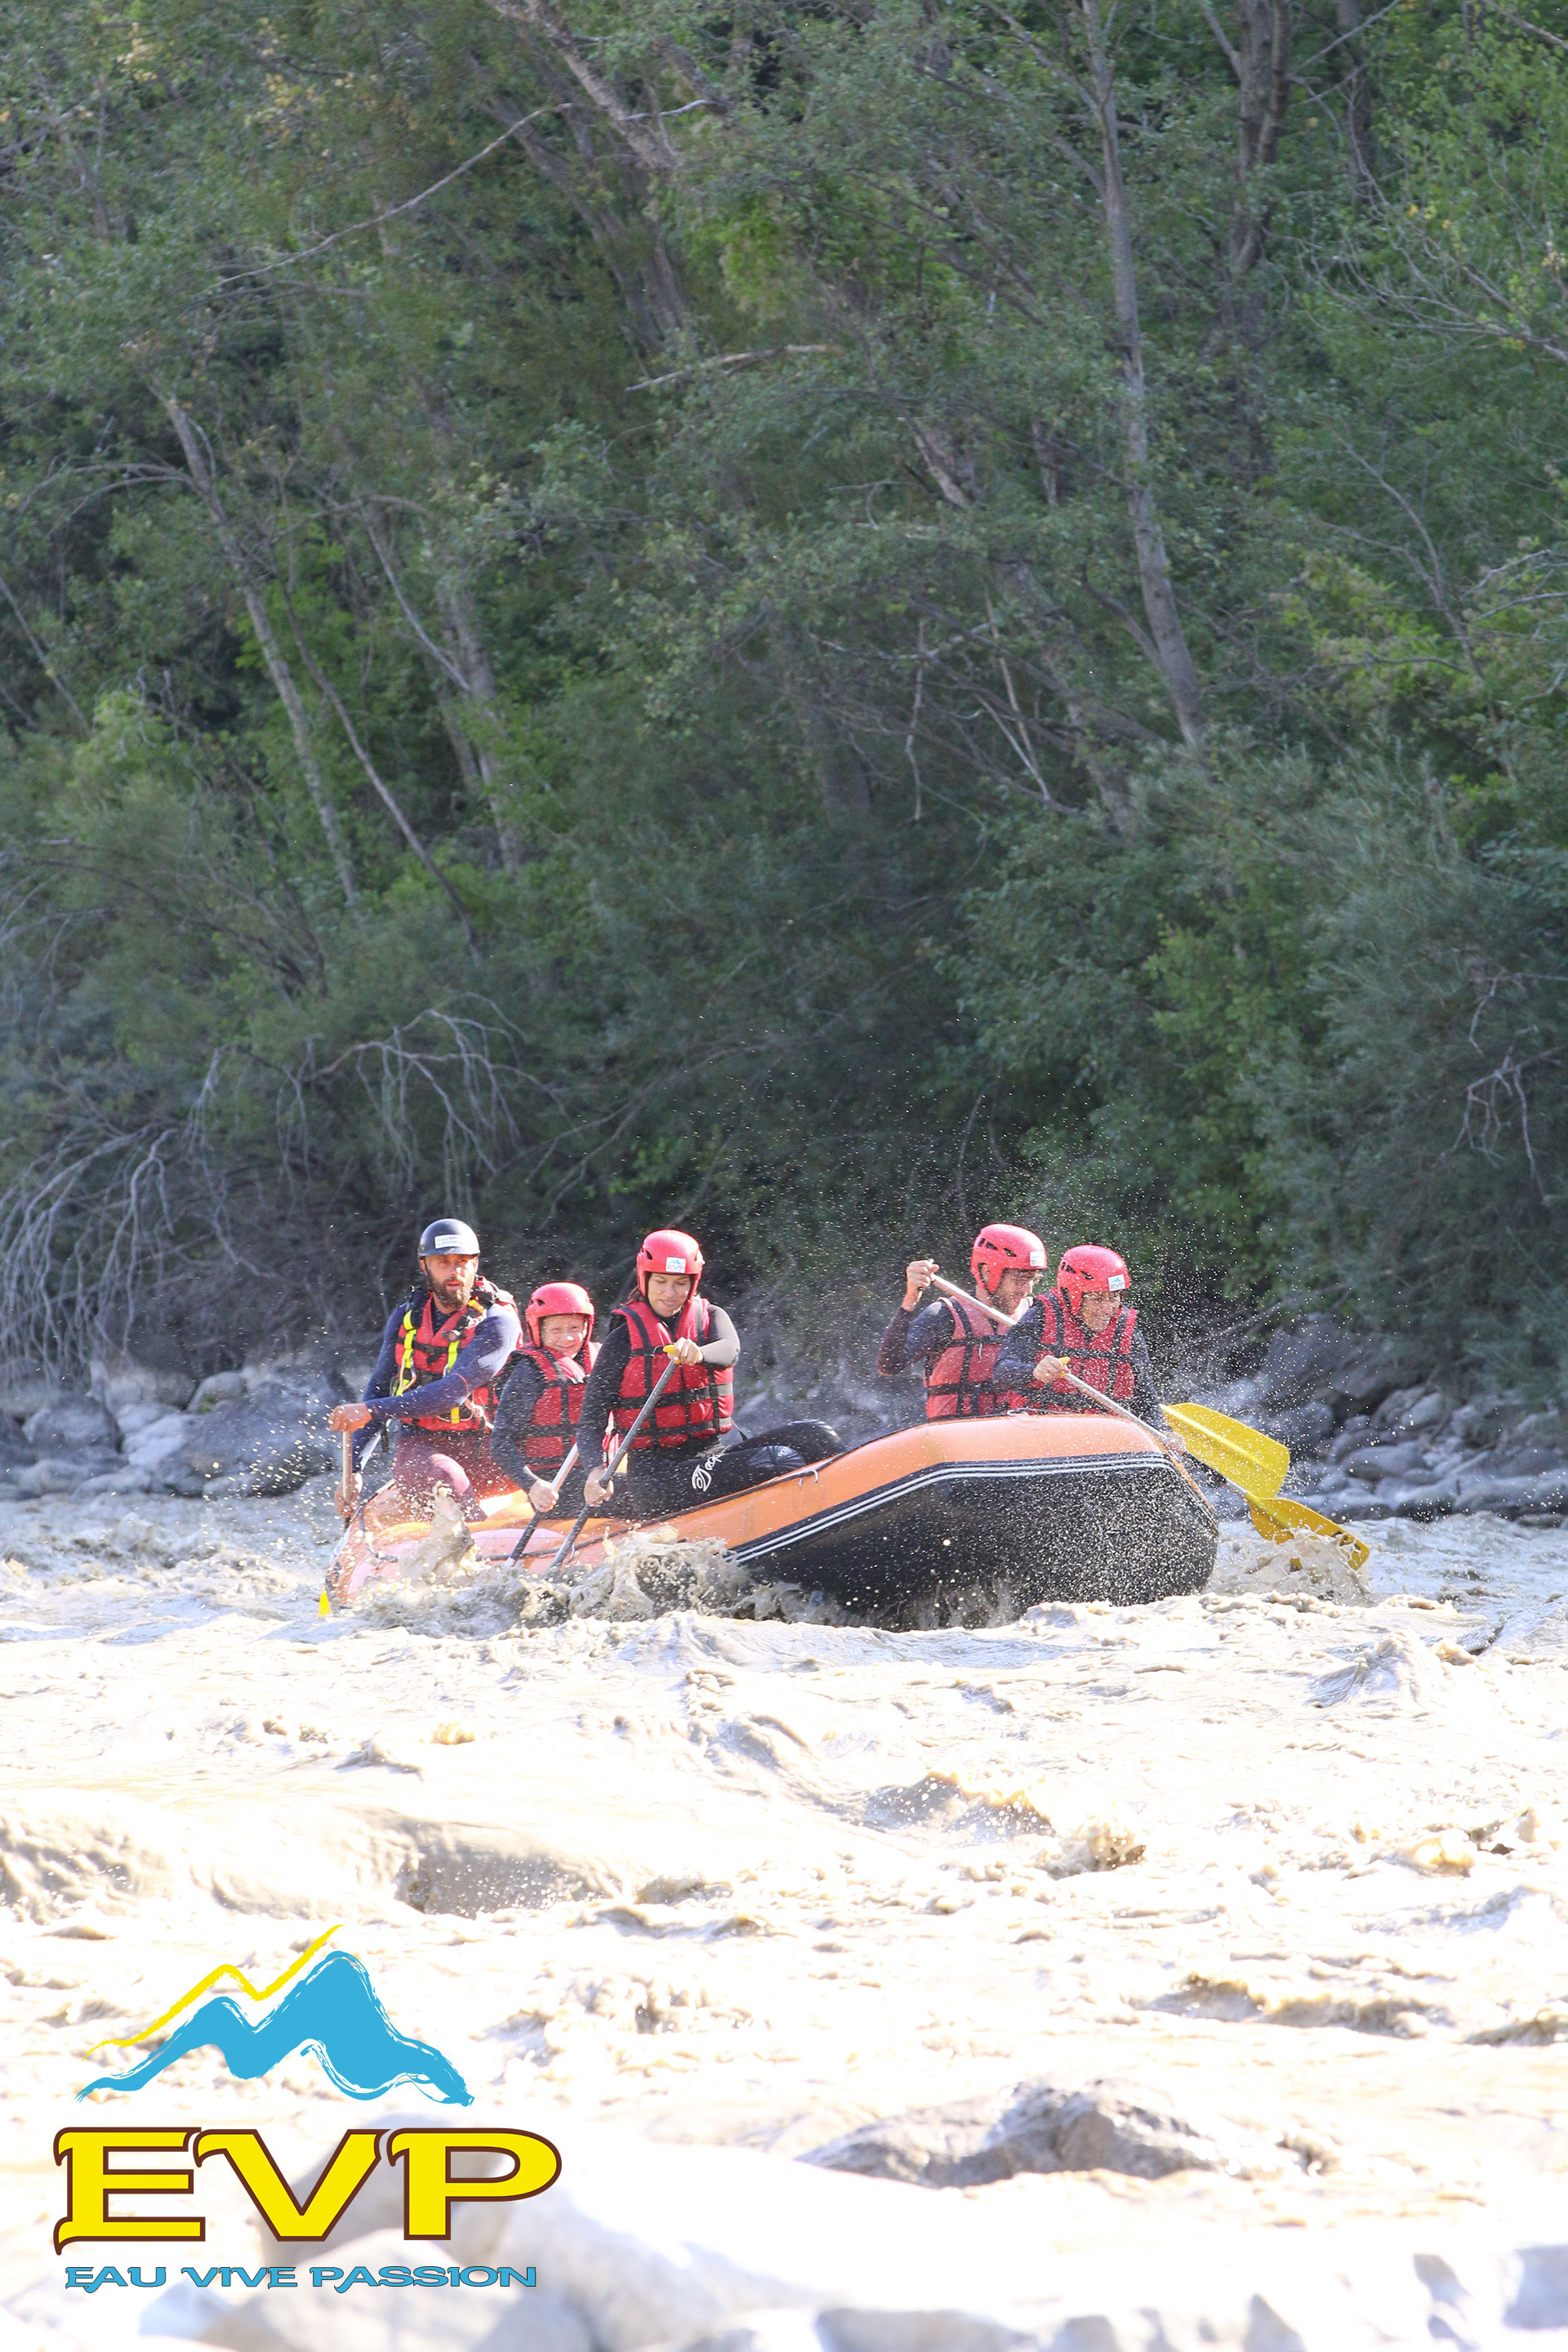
top-left (543, 1353), bottom-right (682, 1575)
top-left (506, 1441), bottom-right (580, 1565)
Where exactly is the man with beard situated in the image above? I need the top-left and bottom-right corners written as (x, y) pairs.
top-left (327, 1217), bottom-right (523, 1521)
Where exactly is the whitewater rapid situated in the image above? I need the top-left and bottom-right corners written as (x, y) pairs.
top-left (2, 1477), bottom-right (1566, 2350)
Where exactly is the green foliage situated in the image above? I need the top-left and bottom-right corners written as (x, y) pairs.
top-left (1, 0), bottom-right (1566, 1385)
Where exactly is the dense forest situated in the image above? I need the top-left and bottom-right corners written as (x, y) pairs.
top-left (0, 0), bottom-right (1564, 1384)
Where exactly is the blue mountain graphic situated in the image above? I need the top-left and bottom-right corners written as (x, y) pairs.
top-left (80, 1950), bottom-right (472, 2105)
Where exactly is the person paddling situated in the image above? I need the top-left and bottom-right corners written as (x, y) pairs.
top-left (327, 1217), bottom-right (522, 1521)
top-left (877, 1224), bottom-right (1047, 1417)
top-left (580, 1227), bottom-right (841, 1521)
top-left (994, 1245), bottom-right (1181, 1450)
top-left (488, 1281), bottom-right (598, 1517)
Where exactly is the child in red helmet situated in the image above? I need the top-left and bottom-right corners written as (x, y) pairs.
top-left (995, 1245), bottom-right (1181, 1451)
top-left (580, 1227), bottom-right (842, 1519)
top-left (877, 1223), bottom-right (1046, 1419)
top-left (489, 1281), bottom-right (599, 1515)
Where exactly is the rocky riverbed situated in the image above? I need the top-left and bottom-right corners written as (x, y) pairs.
top-left (2, 1477), bottom-right (1566, 2350)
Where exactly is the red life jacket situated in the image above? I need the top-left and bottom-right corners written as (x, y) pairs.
top-left (514, 1340), bottom-right (599, 1471)
top-left (924, 1296), bottom-right (1005, 1420)
top-left (1024, 1290), bottom-right (1138, 1411)
top-left (610, 1295), bottom-right (734, 1451)
top-left (391, 1277), bottom-right (519, 1432)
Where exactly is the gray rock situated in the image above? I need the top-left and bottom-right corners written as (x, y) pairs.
top-left (88, 1352), bottom-right (194, 1414)
top-left (1343, 1441), bottom-right (1427, 1485)
top-left (23, 1394), bottom-right (117, 1453)
top-left (15, 1450), bottom-right (122, 1496)
top-left (173, 1383), bottom-right (336, 1495)
top-left (1263, 1401), bottom-right (1337, 1455)
top-left (1454, 1474), bottom-right (1556, 1517)
top-left (0, 1367), bottom-right (76, 1420)
top-left (804, 2077), bottom-right (1284, 2188)
top-left (1252, 1318), bottom-right (1362, 1410)
top-left (1379, 1479), bottom-right (1457, 1519)
top-left (1490, 1446), bottom-right (1568, 1479)
top-left (123, 1411), bottom-right (195, 1475)
top-left (1327, 1416), bottom-right (1372, 1463)
top-left (189, 1370), bottom-right (248, 1413)
top-left (1325, 1338), bottom-right (1405, 1415)
top-left (77, 1464), bottom-right (154, 1499)
top-left (1450, 1393), bottom-right (1517, 1447)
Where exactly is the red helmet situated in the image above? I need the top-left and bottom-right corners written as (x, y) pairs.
top-left (525, 1281), bottom-right (595, 1349)
top-left (1056, 1244), bottom-right (1130, 1316)
top-left (635, 1227), bottom-right (704, 1298)
top-left (971, 1223), bottom-right (1047, 1296)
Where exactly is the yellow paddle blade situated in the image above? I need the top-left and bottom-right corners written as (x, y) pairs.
top-left (1167, 1401), bottom-right (1290, 1500)
top-left (1247, 1494), bottom-right (1370, 1575)
top-left (318, 1588), bottom-right (332, 1619)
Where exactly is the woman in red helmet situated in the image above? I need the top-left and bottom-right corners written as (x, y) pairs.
top-left (995, 1245), bottom-right (1181, 1450)
top-left (580, 1228), bottom-right (842, 1520)
top-left (489, 1281), bottom-right (599, 1516)
top-left (876, 1223), bottom-right (1047, 1419)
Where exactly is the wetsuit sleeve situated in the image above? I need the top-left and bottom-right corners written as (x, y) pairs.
top-left (993, 1300), bottom-right (1045, 1394)
top-left (1129, 1328), bottom-right (1169, 1430)
top-left (697, 1305), bottom-right (740, 1368)
top-left (876, 1300), bottom-right (955, 1376)
top-left (488, 1358), bottom-right (547, 1487)
top-left (363, 1302), bottom-right (522, 1430)
top-left (577, 1321), bottom-right (631, 1472)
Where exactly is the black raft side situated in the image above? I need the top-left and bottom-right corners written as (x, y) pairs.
top-left (702, 1446), bottom-right (1218, 1610)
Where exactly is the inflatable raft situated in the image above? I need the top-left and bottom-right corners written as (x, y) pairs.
top-left (332, 1412), bottom-right (1218, 1612)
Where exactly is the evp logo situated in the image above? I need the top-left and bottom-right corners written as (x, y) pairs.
top-left (57, 1928), bottom-right (560, 2258)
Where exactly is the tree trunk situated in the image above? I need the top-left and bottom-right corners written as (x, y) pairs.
top-left (161, 399), bottom-right (359, 910)
top-left (1081, 0), bottom-right (1207, 755)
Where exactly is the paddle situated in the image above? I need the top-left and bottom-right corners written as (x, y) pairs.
top-left (1245, 1491), bottom-right (1371, 1574)
top-left (543, 1352), bottom-right (682, 1575)
top-left (1160, 1405), bottom-right (1367, 1563)
top-left (505, 1441), bottom-right (579, 1565)
top-left (1163, 1402), bottom-right (1288, 1499)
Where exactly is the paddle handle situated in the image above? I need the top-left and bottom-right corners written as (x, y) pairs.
top-left (506, 1441), bottom-right (580, 1565)
top-left (543, 1353), bottom-right (681, 1575)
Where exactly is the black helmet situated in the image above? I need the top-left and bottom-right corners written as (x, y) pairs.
top-left (418, 1217), bottom-right (480, 1258)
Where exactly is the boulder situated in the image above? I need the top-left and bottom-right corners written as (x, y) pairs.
top-left (78, 1464), bottom-right (154, 1498)
top-left (805, 2076), bottom-right (1285, 2187)
top-left (1325, 1338), bottom-right (1405, 1416)
top-left (0, 1366), bottom-right (74, 1420)
top-left (88, 1352), bottom-right (194, 1415)
top-left (189, 1370), bottom-right (248, 1413)
top-left (172, 1382), bottom-right (336, 1496)
top-left (23, 1394), bottom-right (118, 1454)
top-left (1252, 1318), bottom-right (1363, 1410)
top-left (1263, 1401), bottom-right (1337, 1456)
top-left (1343, 1441), bottom-right (1427, 1485)
top-left (15, 1451), bottom-right (122, 1496)
top-left (123, 1411), bottom-right (195, 1476)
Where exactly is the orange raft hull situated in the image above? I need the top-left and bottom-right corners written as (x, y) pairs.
top-left (334, 1412), bottom-right (1218, 1611)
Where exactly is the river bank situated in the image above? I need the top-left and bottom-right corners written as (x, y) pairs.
top-left (2, 1481), bottom-right (1566, 2349)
